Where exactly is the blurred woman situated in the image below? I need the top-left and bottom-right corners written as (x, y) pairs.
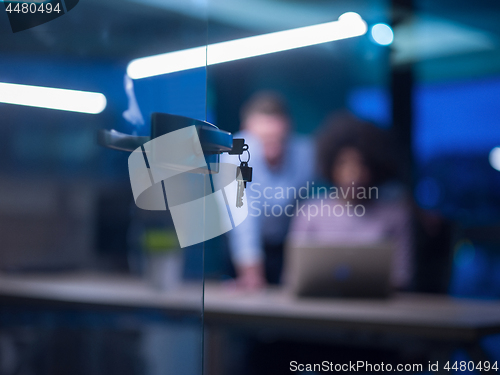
top-left (287, 112), bottom-right (413, 289)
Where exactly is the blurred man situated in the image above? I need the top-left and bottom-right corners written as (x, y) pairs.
top-left (224, 91), bottom-right (314, 289)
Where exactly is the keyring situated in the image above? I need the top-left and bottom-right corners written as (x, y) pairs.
top-left (238, 144), bottom-right (250, 163)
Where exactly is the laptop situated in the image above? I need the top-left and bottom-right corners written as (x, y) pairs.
top-left (283, 241), bottom-right (394, 298)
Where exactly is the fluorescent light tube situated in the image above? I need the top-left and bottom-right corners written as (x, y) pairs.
top-left (0, 82), bottom-right (107, 114)
top-left (127, 12), bottom-right (367, 79)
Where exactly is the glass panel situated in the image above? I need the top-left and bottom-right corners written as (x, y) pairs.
top-left (0, 1), bottom-right (208, 375)
top-left (204, 1), bottom-right (500, 375)
top-left (411, 1), bottom-right (500, 297)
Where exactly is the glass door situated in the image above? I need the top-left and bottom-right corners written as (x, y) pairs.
top-left (0, 1), bottom-right (209, 374)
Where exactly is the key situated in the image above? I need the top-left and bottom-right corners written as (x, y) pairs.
top-left (236, 179), bottom-right (245, 208)
top-left (238, 162), bottom-right (253, 187)
top-left (236, 162), bottom-right (253, 208)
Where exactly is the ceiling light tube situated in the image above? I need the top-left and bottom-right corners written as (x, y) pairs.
top-left (127, 12), bottom-right (367, 79)
top-left (0, 82), bottom-right (107, 114)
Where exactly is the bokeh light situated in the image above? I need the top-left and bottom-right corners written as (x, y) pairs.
top-left (371, 23), bottom-right (394, 46)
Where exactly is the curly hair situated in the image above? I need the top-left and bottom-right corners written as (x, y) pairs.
top-left (316, 112), bottom-right (399, 186)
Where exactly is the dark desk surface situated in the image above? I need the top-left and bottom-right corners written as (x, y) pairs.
top-left (0, 272), bottom-right (499, 342)
top-left (0, 272), bottom-right (202, 311)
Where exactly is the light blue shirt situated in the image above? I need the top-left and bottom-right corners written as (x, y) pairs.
top-left (222, 130), bottom-right (314, 266)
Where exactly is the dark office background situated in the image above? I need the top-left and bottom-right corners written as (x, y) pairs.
top-left (1, 0), bottom-right (500, 373)
top-left (0, 0), bottom-right (499, 291)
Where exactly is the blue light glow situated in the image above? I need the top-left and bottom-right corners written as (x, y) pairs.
top-left (371, 23), bottom-right (394, 46)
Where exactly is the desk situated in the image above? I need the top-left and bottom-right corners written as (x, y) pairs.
top-left (0, 273), bottom-right (499, 374)
top-left (204, 287), bottom-right (500, 374)
top-left (206, 287), bottom-right (500, 342)
top-left (0, 272), bottom-right (204, 375)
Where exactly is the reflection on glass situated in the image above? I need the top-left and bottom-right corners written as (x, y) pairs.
top-left (0, 1), bottom-right (208, 374)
